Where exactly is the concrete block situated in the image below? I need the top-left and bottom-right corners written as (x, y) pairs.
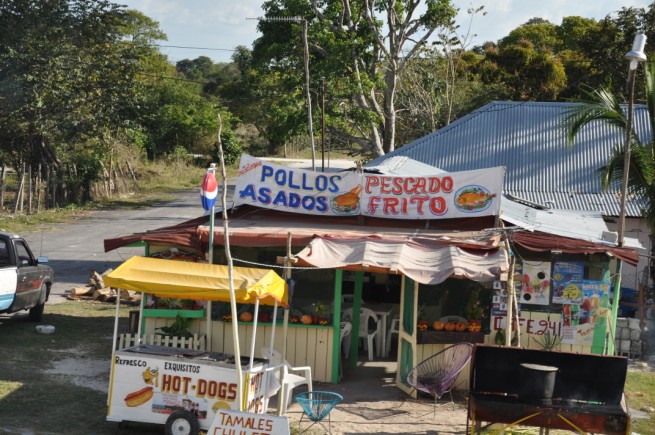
top-left (617, 318), bottom-right (629, 329)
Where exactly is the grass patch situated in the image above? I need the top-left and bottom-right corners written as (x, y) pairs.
top-left (0, 160), bottom-right (227, 234)
top-left (0, 301), bottom-right (147, 434)
top-left (626, 370), bottom-right (655, 435)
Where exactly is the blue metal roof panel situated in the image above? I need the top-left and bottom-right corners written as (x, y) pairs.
top-left (367, 101), bottom-right (651, 217)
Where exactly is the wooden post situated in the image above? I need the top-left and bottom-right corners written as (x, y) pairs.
top-left (0, 164), bottom-right (6, 212)
top-left (27, 165), bottom-right (32, 214)
top-left (36, 163), bottom-right (42, 212)
top-left (14, 162), bottom-right (25, 213)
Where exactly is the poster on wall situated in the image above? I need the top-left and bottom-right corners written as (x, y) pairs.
top-left (519, 261), bottom-right (551, 305)
top-left (560, 280), bottom-right (610, 344)
top-left (492, 280), bottom-right (508, 316)
top-left (552, 261), bottom-right (584, 304)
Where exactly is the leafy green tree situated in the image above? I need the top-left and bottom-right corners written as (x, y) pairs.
top-left (561, 5), bottom-right (651, 101)
top-left (480, 19), bottom-right (568, 100)
top-left (253, 0), bottom-right (459, 157)
top-left (0, 0), bottom-right (154, 205)
top-left (141, 77), bottom-right (219, 159)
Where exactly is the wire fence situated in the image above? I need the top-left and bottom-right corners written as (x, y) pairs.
top-left (0, 159), bottom-right (140, 215)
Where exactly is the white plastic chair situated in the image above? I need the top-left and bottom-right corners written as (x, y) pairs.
top-left (339, 322), bottom-right (352, 379)
top-left (261, 348), bottom-right (312, 415)
top-left (341, 309), bottom-right (353, 358)
top-left (386, 315), bottom-right (400, 357)
top-left (340, 321), bottom-right (352, 357)
top-left (341, 308), bottom-right (379, 360)
top-left (359, 307), bottom-right (379, 361)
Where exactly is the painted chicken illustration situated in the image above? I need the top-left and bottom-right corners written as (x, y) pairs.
top-left (333, 185), bottom-right (362, 209)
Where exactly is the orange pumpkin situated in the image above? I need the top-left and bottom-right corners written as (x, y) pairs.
top-left (444, 321), bottom-right (456, 331)
top-left (239, 312), bottom-right (253, 322)
top-left (301, 315), bottom-right (314, 325)
top-left (455, 321), bottom-right (467, 332)
top-left (432, 321), bottom-right (444, 331)
top-left (417, 320), bottom-right (429, 331)
top-left (290, 316), bottom-right (300, 324)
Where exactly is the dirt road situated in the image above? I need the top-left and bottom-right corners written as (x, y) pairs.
top-left (24, 158), bottom-right (357, 305)
top-left (23, 190), bottom-right (203, 304)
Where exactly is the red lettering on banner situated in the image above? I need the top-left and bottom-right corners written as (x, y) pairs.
top-left (365, 176), bottom-right (380, 192)
top-left (380, 177), bottom-right (392, 194)
top-left (411, 196), bottom-right (430, 214)
top-left (429, 197), bottom-right (447, 215)
top-left (383, 197), bottom-right (400, 214)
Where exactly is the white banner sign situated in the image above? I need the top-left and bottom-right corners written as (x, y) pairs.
top-left (361, 166), bottom-right (504, 219)
top-left (233, 154), bottom-right (504, 219)
top-left (208, 409), bottom-right (290, 435)
top-left (234, 154), bottom-right (362, 216)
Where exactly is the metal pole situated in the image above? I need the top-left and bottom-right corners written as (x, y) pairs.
top-left (302, 19), bottom-right (316, 171)
top-left (321, 77), bottom-right (326, 172)
top-left (610, 30), bottom-right (646, 353)
top-left (248, 16), bottom-right (315, 169)
top-left (616, 66), bottom-right (637, 248)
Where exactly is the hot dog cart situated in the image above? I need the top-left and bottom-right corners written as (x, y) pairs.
top-left (104, 256), bottom-right (289, 434)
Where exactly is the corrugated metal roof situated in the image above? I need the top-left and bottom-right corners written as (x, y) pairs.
top-left (366, 101), bottom-right (652, 217)
top-left (501, 195), bottom-right (642, 249)
top-left (364, 155), bottom-right (446, 176)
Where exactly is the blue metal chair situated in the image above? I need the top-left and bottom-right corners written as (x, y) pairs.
top-left (295, 391), bottom-right (343, 434)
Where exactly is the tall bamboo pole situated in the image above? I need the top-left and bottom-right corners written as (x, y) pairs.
top-left (216, 114), bottom-right (244, 409)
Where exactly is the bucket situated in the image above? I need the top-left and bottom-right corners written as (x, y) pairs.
top-left (519, 363), bottom-right (558, 405)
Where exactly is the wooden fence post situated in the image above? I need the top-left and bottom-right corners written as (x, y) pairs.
top-left (0, 164), bottom-right (5, 212)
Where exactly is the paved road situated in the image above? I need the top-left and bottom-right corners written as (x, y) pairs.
top-left (23, 189), bottom-right (204, 304)
top-left (19, 158), bottom-right (356, 306)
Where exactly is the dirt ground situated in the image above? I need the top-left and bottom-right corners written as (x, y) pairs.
top-left (46, 350), bottom-right (652, 435)
top-left (281, 359), bottom-right (471, 435)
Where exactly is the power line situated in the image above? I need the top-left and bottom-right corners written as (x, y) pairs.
top-left (154, 44), bottom-right (237, 53)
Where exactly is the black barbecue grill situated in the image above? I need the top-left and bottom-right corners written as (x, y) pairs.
top-left (467, 344), bottom-right (630, 434)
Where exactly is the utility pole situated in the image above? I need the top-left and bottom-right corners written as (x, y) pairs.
top-left (609, 32), bottom-right (647, 355)
top-left (321, 77), bottom-right (326, 172)
top-left (249, 16), bottom-right (316, 170)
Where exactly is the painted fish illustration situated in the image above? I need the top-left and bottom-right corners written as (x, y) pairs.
top-left (456, 191), bottom-right (496, 208)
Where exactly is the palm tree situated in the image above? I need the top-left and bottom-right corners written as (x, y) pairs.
top-left (565, 61), bottom-right (655, 283)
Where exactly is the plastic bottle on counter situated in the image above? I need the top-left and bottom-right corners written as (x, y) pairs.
top-left (570, 304), bottom-right (580, 326)
top-left (562, 304), bottom-right (571, 327)
top-left (590, 291), bottom-right (600, 323)
top-left (599, 292), bottom-right (610, 318)
top-left (580, 297), bottom-right (591, 324)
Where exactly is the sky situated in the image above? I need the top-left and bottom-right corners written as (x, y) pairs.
top-left (119, 0), bottom-right (651, 63)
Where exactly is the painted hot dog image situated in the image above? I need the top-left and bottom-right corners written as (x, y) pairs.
top-left (124, 386), bottom-right (153, 407)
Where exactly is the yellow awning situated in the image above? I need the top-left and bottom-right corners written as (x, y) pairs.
top-left (104, 256), bottom-right (287, 307)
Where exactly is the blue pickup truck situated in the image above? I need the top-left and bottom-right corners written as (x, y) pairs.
top-left (0, 232), bottom-right (55, 321)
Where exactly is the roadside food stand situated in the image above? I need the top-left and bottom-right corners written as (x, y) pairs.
top-left (104, 256), bottom-right (288, 434)
top-left (102, 154), bottom-right (639, 398)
